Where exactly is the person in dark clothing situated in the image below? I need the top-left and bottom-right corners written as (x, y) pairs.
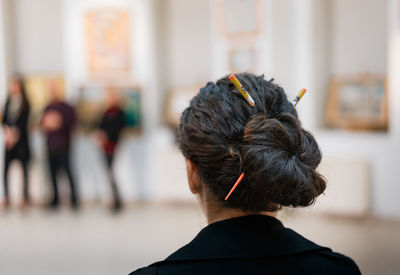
top-left (96, 89), bottom-right (126, 211)
top-left (130, 73), bottom-right (360, 275)
top-left (2, 76), bottom-right (31, 209)
top-left (41, 83), bottom-right (78, 209)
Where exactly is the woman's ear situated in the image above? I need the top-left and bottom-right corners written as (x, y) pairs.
top-left (185, 159), bottom-right (202, 194)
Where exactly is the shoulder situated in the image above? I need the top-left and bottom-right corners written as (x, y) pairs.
top-left (128, 266), bottom-right (157, 275)
top-left (128, 216), bottom-right (361, 275)
top-left (313, 249), bottom-right (361, 274)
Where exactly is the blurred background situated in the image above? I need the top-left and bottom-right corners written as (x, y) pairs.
top-left (0, 0), bottom-right (399, 274)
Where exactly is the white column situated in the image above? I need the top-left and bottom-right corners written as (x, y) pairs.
top-left (291, 0), bottom-right (315, 130)
top-left (0, 0), bottom-right (7, 103)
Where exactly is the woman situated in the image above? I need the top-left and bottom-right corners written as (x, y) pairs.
top-left (2, 76), bottom-right (31, 209)
top-left (130, 73), bottom-right (360, 274)
top-left (95, 89), bottom-right (126, 212)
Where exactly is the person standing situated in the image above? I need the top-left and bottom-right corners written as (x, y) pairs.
top-left (41, 83), bottom-right (78, 209)
top-left (95, 89), bottom-right (126, 212)
top-left (2, 76), bottom-right (31, 209)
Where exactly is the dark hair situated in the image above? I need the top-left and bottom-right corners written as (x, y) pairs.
top-left (9, 75), bottom-right (30, 111)
top-left (178, 73), bottom-right (326, 212)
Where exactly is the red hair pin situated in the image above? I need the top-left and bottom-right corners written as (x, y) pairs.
top-left (224, 172), bottom-right (245, 201)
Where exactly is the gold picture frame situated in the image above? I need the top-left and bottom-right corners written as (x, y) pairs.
top-left (325, 75), bottom-right (388, 131)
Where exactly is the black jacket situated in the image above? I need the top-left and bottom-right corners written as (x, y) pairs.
top-left (99, 106), bottom-right (125, 143)
top-left (130, 215), bottom-right (360, 275)
top-left (2, 98), bottom-right (31, 161)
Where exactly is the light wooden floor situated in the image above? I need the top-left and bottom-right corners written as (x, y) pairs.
top-left (0, 203), bottom-right (399, 275)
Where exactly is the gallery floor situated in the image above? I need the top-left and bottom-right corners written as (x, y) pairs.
top-left (0, 203), bottom-right (399, 275)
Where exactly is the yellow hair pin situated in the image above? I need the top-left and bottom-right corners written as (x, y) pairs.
top-left (292, 88), bottom-right (307, 108)
top-left (229, 74), bottom-right (255, 107)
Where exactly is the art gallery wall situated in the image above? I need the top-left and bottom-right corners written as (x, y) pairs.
top-left (325, 0), bottom-right (400, 220)
top-left (61, 0), bottom-right (165, 201)
top-left (330, 0), bottom-right (387, 75)
top-left (285, 0), bottom-right (400, 219)
top-left (59, 0), bottom-right (210, 202)
top-left (0, 0), bottom-right (399, 218)
top-left (207, 0), bottom-right (399, 219)
top-left (312, 0), bottom-right (400, 219)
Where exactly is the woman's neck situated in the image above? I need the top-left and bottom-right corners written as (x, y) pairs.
top-left (202, 195), bottom-right (277, 224)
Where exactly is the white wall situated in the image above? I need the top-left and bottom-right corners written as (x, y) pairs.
top-left (13, 0), bottom-right (64, 73)
top-left (330, 0), bottom-right (388, 75)
top-left (165, 0), bottom-right (212, 87)
top-left (312, 0), bottom-right (399, 219)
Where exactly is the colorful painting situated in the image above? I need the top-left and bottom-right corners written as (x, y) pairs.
top-left (76, 85), bottom-right (141, 132)
top-left (85, 9), bottom-right (130, 74)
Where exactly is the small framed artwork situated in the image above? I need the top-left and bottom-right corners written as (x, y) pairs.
top-left (215, 0), bottom-right (263, 38)
top-left (325, 75), bottom-right (388, 131)
top-left (164, 85), bottom-right (200, 127)
top-left (229, 47), bottom-right (257, 73)
top-left (76, 85), bottom-right (142, 133)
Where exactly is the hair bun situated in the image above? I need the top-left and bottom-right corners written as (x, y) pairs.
top-left (178, 73), bottom-right (326, 213)
top-left (240, 113), bottom-right (326, 211)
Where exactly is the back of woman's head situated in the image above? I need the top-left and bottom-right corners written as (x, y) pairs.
top-left (9, 75), bottom-right (29, 106)
top-left (178, 73), bottom-right (325, 212)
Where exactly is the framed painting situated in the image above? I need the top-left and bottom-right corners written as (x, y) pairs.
top-left (85, 9), bottom-right (131, 76)
top-left (76, 85), bottom-right (142, 133)
top-left (325, 75), bottom-right (388, 131)
top-left (24, 74), bottom-right (65, 124)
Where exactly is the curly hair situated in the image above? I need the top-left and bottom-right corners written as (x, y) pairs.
top-left (178, 73), bottom-right (326, 212)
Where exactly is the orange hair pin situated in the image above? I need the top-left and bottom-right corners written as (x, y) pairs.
top-left (224, 83), bottom-right (308, 200)
top-left (224, 172), bottom-right (245, 200)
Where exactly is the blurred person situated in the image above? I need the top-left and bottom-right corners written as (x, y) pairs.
top-left (1, 76), bottom-right (31, 209)
top-left (130, 73), bottom-right (360, 274)
top-left (95, 89), bottom-right (126, 212)
top-left (41, 83), bottom-right (78, 209)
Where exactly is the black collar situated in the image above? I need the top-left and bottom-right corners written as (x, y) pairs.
top-left (161, 215), bottom-right (328, 263)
